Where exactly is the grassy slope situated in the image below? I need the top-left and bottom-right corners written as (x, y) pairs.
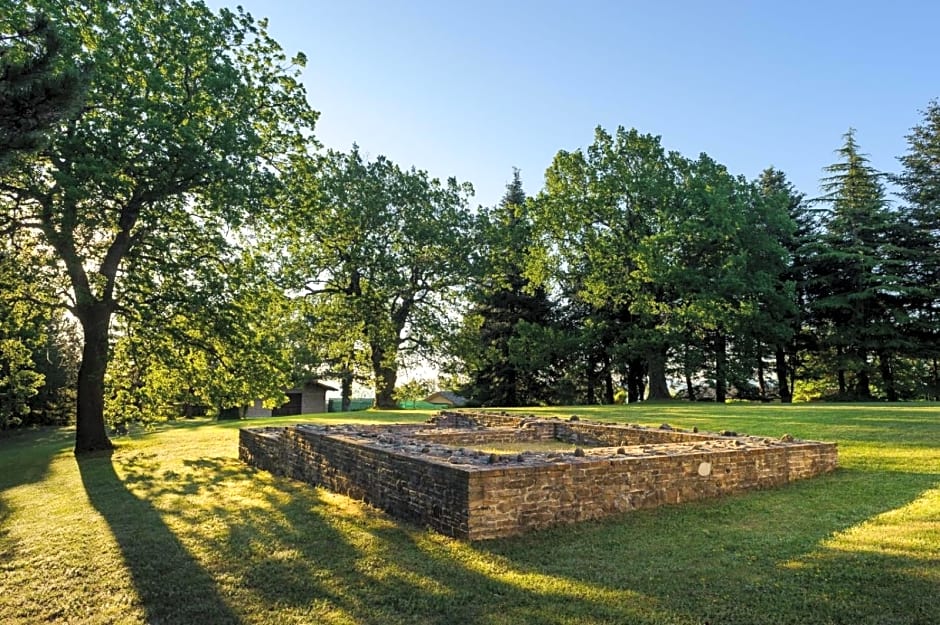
top-left (0, 404), bottom-right (937, 625)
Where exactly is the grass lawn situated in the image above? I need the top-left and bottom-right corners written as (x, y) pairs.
top-left (473, 440), bottom-right (579, 455)
top-left (1, 404), bottom-right (938, 625)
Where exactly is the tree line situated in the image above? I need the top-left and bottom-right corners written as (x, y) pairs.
top-left (458, 122), bottom-right (940, 407)
top-left (1, 0), bottom-right (938, 453)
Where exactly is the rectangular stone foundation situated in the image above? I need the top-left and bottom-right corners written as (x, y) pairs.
top-left (239, 411), bottom-right (837, 540)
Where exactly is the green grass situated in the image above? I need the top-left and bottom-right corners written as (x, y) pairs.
top-left (473, 440), bottom-right (579, 454)
top-left (1, 403), bottom-right (938, 624)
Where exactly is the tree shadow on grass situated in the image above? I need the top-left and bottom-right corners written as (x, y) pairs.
top-left (0, 427), bottom-right (74, 492)
top-left (77, 451), bottom-right (242, 625)
top-left (123, 454), bottom-right (498, 625)
top-left (478, 468), bottom-right (940, 625)
top-left (105, 448), bottom-right (939, 625)
top-left (0, 496), bottom-right (10, 554)
top-left (119, 454), bottom-right (680, 625)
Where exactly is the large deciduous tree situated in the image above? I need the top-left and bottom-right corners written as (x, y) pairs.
top-left (0, 0), bottom-right (317, 452)
top-left (534, 127), bottom-right (798, 403)
top-left (536, 127), bottom-right (678, 401)
top-left (105, 249), bottom-right (295, 427)
top-left (277, 147), bottom-right (475, 409)
top-left (637, 155), bottom-right (793, 402)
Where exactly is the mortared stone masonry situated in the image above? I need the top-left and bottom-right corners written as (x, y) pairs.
top-left (239, 411), bottom-right (837, 540)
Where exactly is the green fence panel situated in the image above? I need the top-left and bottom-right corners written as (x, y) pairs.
top-left (327, 398), bottom-right (374, 412)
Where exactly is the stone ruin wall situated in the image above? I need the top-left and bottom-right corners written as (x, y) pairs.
top-left (240, 411), bottom-right (838, 540)
top-left (239, 426), bottom-right (472, 536)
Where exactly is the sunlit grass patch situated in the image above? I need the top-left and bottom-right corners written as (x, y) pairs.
top-left (472, 440), bottom-right (579, 454)
top-left (1, 403), bottom-right (938, 624)
top-left (821, 485), bottom-right (940, 560)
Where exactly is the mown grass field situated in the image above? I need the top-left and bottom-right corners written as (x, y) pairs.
top-left (1, 403), bottom-right (938, 624)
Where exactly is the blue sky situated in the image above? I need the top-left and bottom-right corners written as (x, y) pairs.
top-left (210, 0), bottom-right (938, 208)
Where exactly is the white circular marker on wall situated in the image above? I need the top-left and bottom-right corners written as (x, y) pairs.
top-left (698, 461), bottom-right (712, 477)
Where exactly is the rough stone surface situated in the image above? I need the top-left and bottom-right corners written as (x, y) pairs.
top-left (239, 411), bottom-right (838, 540)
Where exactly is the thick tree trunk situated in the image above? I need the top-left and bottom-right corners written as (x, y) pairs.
top-left (646, 345), bottom-right (671, 400)
top-left (603, 367), bottom-right (614, 405)
top-left (855, 370), bottom-right (872, 399)
top-left (341, 368), bottom-right (352, 411)
top-left (366, 333), bottom-right (400, 409)
top-left (585, 360), bottom-right (596, 405)
top-left (855, 349), bottom-right (872, 400)
top-left (878, 351), bottom-right (898, 402)
top-left (371, 343), bottom-right (398, 409)
top-left (933, 359), bottom-right (939, 401)
top-left (685, 369), bottom-right (695, 401)
top-left (714, 332), bottom-right (727, 403)
top-left (627, 358), bottom-right (643, 403)
top-left (505, 366), bottom-right (518, 407)
top-left (373, 366), bottom-right (398, 409)
top-left (756, 343), bottom-right (767, 398)
top-left (74, 303), bottom-right (114, 453)
top-left (775, 345), bottom-right (792, 403)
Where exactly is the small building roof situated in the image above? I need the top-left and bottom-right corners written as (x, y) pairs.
top-left (286, 379), bottom-right (339, 393)
top-left (425, 391), bottom-right (468, 407)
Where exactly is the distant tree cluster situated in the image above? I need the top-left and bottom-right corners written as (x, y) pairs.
top-left (1, 0), bottom-right (937, 452)
top-left (453, 112), bottom-right (940, 405)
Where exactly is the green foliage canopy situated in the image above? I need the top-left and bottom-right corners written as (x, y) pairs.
top-left (275, 146), bottom-right (475, 409)
top-left (0, 0), bottom-right (318, 451)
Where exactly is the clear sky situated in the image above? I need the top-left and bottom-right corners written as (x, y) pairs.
top-left (210, 0), bottom-right (938, 208)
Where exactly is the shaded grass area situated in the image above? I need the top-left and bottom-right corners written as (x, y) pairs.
top-left (1, 404), bottom-right (938, 624)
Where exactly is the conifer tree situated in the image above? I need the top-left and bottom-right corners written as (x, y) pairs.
top-left (468, 170), bottom-right (555, 406)
top-left (808, 129), bottom-right (902, 399)
top-left (0, 12), bottom-right (84, 171)
top-left (896, 100), bottom-right (940, 398)
top-left (757, 167), bottom-right (812, 402)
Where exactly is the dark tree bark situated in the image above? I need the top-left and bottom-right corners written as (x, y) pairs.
top-left (603, 367), bottom-right (614, 405)
top-left (933, 359), bottom-right (940, 401)
top-left (368, 297), bottom-right (413, 410)
top-left (878, 351), bottom-right (898, 402)
top-left (373, 370), bottom-right (398, 409)
top-left (74, 302), bottom-right (114, 453)
top-left (646, 345), bottom-right (671, 400)
top-left (714, 332), bottom-right (727, 403)
top-left (927, 358), bottom-right (940, 401)
top-left (627, 357), bottom-right (643, 403)
top-left (340, 366), bottom-right (352, 411)
top-left (756, 343), bottom-right (767, 398)
top-left (370, 344), bottom-right (398, 409)
top-left (775, 346), bottom-right (792, 403)
top-left (855, 349), bottom-right (872, 400)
